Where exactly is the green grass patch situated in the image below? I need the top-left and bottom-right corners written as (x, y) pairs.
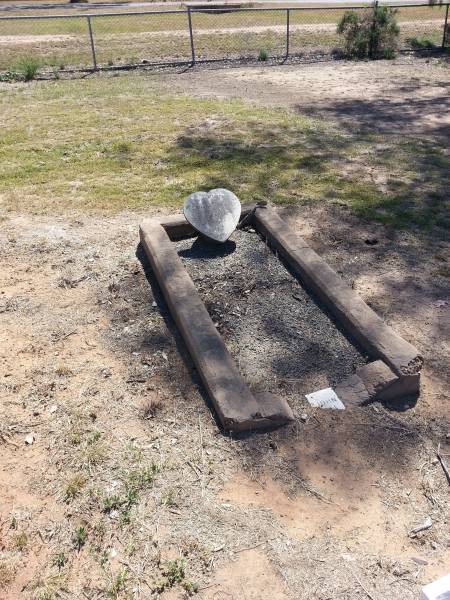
top-left (0, 74), bottom-right (448, 233)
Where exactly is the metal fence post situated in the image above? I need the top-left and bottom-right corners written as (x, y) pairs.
top-left (285, 9), bottom-right (290, 60)
top-left (187, 8), bottom-right (196, 65)
top-left (442, 3), bottom-right (449, 49)
top-left (87, 16), bottom-right (97, 70)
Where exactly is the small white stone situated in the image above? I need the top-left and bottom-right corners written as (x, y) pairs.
top-left (25, 434), bottom-right (35, 445)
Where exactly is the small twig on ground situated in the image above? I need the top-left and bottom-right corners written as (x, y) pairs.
top-left (234, 539), bottom-right (273, 553)
top-left (60, 330), bottom-right (77, 341)
top-left (437, 443), bottom-right (450, 486)
top-left (198, 583), bottom-right (220, 592)
top-left (293, 474), bottom-right (334, 505)
top-left (186, 460), bottom-right (202, 479)
top-left (198, 414), bottom-right (206, 498)
top-left (344, 564), bottom-right (378, 600)
top-left (410, 516), bottom-right (433, 537)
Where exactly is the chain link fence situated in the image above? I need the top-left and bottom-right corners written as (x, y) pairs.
top-left (0, 3), bottom-right (448, 74)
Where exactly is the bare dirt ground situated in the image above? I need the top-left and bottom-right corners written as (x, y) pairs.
top-left (1, 58), bottom-right (449, 599)
top-left (168, 55), bottom-right (450, 140)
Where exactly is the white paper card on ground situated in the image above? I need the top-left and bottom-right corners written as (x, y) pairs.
top-left (305, 387), bottom-right (345, 410)
top-left (420, 573), bottom-right (450, 600)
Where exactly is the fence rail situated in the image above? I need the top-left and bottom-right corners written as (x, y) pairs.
top-left (0, 3), bottom-right (448, 73)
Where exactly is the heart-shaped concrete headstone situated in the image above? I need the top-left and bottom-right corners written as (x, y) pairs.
top-left (183, 188), bottom-right (241, 243)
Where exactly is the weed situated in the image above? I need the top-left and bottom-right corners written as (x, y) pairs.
top-left (64, 473), bottom-right (86, 501)
top-left (102, 495), bottom-right (123, 513)
top-left (119, 510), bottom-right (131, 527)
top-left (10, 516), bottom-right (17, 530)
top-left (73, 526), bottom-right (87, 551)
top-left (13, 532), bottom-right (28, 551)
top-left (182, 580), bottom-right (199, 595)
top-left (81, 438), bottom-right (107, 467)
top-left (13, 56), bottom-right (41, 81)
top-left (88, 430), bottom-right (101, 444)
top-left (0, 71), bottom-right (17, 83)
top-left (55, 365), bottom-right (72, 377)
top-left (124, 463), bottom-right (159, 494)
top-left (258, 48), bottom-right (268, 61)
top-left (110, 140), bottom-right (132, 156)
top-left (99, 550), bottom-right (109, 568)
top-left (31, 574), bottom-right (67, 600)
top-left (126, 542), bottom-right (136, 557)
top-left (162, 488), bottom-right (178, 508)
top-left (154, 559), bottom-right (197, 594)
top-left (407, 35), bottom-right (437, 50)
top-left (108, 569), bottom-right (128, 599)
top-left (123, 488), bottom-right (139, 510)
top-left (138, 397), bottom-right (162, 419)
top-left (155, 559), bottom-right (186, 592)
top-left (52, 553), bottom-right (67, 570)
top-left (70, 432), bottom-right (82, 446)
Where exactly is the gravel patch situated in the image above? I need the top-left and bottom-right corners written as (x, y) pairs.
top-left (176, 228), bottom-right (367, 403)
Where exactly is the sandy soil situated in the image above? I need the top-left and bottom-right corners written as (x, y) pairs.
top-left (168, 56), bottom-right (450, 140)
top-left (0, 34), bottom-right (76, 45)
top-left (0, 59), bottom-right (449, 599)
top-left (1, 204), bottom-right (449, 599)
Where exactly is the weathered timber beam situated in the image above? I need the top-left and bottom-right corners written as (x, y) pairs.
top-left (139, 218), bottom-right (293, 432)
top-left (252, 206), bottom-right (422, 382)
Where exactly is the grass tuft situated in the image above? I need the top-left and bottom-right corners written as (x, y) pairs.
top-left (64, 473), bottom-right (86, 501)
top-left (13, 56), bottom-right (41, 81)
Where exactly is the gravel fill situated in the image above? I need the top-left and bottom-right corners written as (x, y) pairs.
top-left (176, 228), bottom-right (367, 402)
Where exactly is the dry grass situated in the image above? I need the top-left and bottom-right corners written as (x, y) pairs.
top-left (1, 73), bottom-right (448, 231)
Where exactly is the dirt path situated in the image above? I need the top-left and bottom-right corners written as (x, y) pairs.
top-left (168, 56), bottom-right (450, 139)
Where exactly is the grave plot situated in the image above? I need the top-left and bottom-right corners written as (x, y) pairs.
top-left (175, 230), bottom-right (367, 400)
top-left (139, 205), bottom-right (422, 432)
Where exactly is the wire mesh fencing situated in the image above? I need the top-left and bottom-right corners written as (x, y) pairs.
top-left (0, 3), bottom-right (448, 74)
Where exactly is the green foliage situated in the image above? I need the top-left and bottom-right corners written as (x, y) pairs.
top-left (108, 569), bottom-right (128, 599)
top-left (52, 553), bottom-right (67, 570)
top-left (406, 35), bottom-right (437, 50)
top-left (73, 526), bottom-right (87, 551)
top-left (153, 559), bottom-right (198, 595)
top-left (102, 495), bottom-right (122, 513)
top-left (0, 71), bottom-right (17, 83)
top-left (258, 48), bottom-right (268, 61)
top-left (13, 56), bottom-right (41, 81)
top-left (337, 4), bottom-right (399, 59)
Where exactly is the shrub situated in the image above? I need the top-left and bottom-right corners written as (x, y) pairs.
top-left (406, 35), bottom-right (437, 50)
top-left (337, 3), bottom-right (399, 59)
top-left (258, 48), bottom-right (268, 61)
top-left (13, 56), bottom-right (41, 81)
